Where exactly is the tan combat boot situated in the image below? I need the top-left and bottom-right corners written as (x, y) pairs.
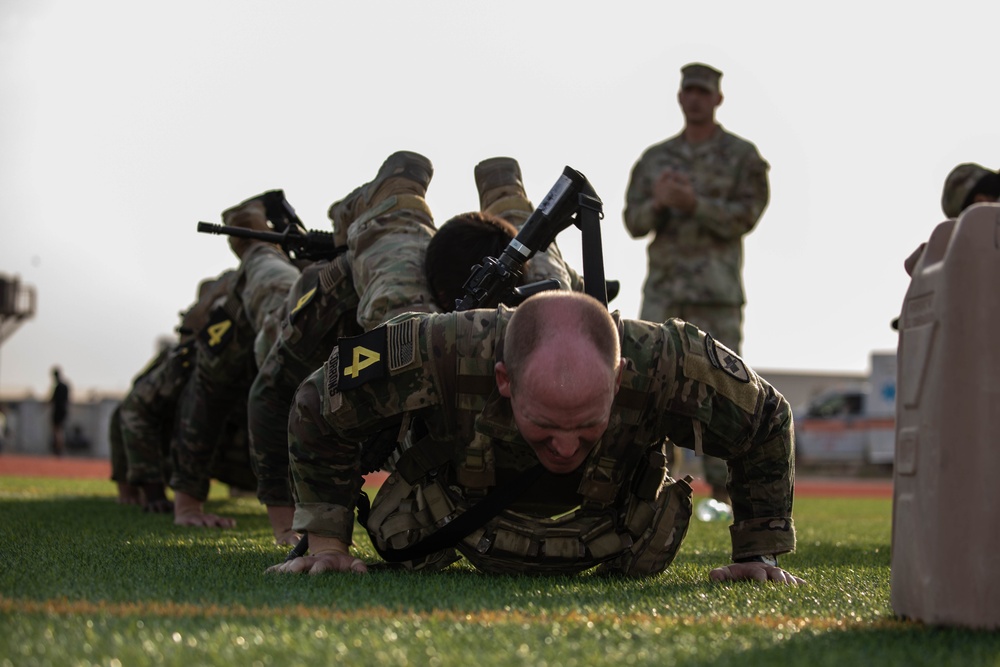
top-left (328, 151), bottom-right (433, 246)
top-left (222, 199), bottom-right (272, 259)
top-left (474, 157), bottom-right (535, 219)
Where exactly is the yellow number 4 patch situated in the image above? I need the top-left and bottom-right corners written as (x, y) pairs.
top-left (207, 319), bottom-right (232, 347)
top-left (291, 287), bottom-right (317, 315)
top-left (343, 345), bottom-right (381, 378)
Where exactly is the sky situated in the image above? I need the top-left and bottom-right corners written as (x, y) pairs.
top-left (2, 0), bottom-right (998, 398)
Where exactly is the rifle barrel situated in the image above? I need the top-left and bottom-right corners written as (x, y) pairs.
top-left (197, 222), bottom-right (284, 243)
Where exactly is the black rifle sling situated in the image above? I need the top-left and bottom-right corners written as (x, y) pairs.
top-left (357, 463), bottom-right (546, 563)
top-left (577, 192), bottom-right (608, 307)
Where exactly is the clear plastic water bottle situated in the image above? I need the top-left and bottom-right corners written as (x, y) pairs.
top-left (695, 498), bottom-right (734, 522)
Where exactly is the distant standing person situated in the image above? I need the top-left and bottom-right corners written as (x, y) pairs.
top-left (623, 62), bottom-right (770, 504)
top-left (50, 366), bottom-right (70, 456)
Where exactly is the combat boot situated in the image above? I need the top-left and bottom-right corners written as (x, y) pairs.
top-left (328, 151), bottom-right (433, 246)
top-left (474, 157), bottom-right (534, 219)
top-left (222, 198), bottom-right (271, 259)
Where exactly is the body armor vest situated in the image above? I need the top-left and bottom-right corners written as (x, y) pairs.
top-left (366, 318), bottom-right (693, 576)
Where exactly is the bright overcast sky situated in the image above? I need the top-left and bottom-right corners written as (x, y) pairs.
top-left (1, 0), bottom-right (997, 397)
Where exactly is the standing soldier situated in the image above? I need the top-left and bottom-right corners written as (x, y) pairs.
top-left (623, 62), bottom-right (770, 505)
top-left (49, 367), bottom-right (71, 457)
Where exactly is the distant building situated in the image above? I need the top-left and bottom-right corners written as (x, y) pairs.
top-left (0, 391), bottom-right (121, 458)
top-left (0, 367), bottom-right (864, 461)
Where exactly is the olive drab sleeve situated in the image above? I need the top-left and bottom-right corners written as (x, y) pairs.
top-left (623, 147), bottom-right (672, 239)
top-left (288, 313), bottom-right (448, 544)
top-left (235, 243), bottom-right (301, 335)
top-left (632, 318), bottom-right (795, 559)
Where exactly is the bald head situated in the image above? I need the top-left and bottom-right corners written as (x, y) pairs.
top-left (502, 291), bottom-right (620, 390)
top-left (496, 292), bottom-right (623, 473)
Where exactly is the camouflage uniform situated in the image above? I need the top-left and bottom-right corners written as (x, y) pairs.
top-left (623, 126), bottom-right (769, 338)
top-left (118, 342), bottom-right (193, 486)
top-left (624, 122), bottom-right (769, 490)
top-left (109, 345), bottom-right (170, 484)
top-left (169, 244), bottom-right (299, 500)
top-left (117, 271), bottom-right (237, 487)
top-left (288, 307), bottom-right (795, 575)
top-left (248, 254), bottom-right (363, 505)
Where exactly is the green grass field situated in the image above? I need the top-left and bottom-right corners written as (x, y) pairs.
top-left (1, 477), bottom-right (997, 667)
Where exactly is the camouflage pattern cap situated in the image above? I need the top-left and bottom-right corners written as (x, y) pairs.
top-left (681, 63), bottom-right (723, 93)
top-left (941, 163), bottom-right (993, 218)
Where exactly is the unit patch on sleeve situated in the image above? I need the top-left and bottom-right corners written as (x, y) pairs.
top-left (705, 334), bottom-right (750, 383)
top-left (337, 327), bottom-right (388, 391)
top-left (200, 306), bottom-right (234, 355)
top-left (289, 286), bottom-right (317, 321)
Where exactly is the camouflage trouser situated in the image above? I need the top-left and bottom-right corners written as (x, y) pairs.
top-left (205, 400), bottom-right (257, 493)
top-left (119, 344), bottom-right (196, 486)
top-left (248, 254), bottom-right (363, 505)
top-left (638, 302), bottom-right (743, 494)
top-left (236, 243), bottom-right (301, 336)
top-left (347, 186), bottom-right (588, 332)
top-left (348, 196), bottom-right (441, 332)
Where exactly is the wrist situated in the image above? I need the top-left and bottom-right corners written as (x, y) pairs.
top-left (735, 554), bottom-right (778, 567)
top-left (308, 535), bottom-right (352, 557)
top-left (173, 491), bottom-right (203, 515)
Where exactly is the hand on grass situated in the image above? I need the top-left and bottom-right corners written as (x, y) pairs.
top-left (172, 490), bottom-right (235, 528)
top-left (709, 562), bottom-right (805, 585)
top-left (265, 535), bottom-right (366, 575)
top-left (115, 482), bottom-right (142, 506)
top-left (267, 552), bottom-right (368, 575)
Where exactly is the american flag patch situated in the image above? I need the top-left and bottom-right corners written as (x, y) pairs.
top-left (387, 318), bottom-right (419, 372)
top-left (326, 346), bottom-right (340, 396)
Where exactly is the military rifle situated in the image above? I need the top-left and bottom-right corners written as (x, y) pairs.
top-left (456, 165), bottom-right (607, 310)
top-left (198, 189), bottom-right (344, 262)
top-left (256, 189), bottom-right (305, 235)
top-left (197, 221), bottom-right (343, 262)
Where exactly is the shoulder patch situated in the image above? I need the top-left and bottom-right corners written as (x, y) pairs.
top-left (337, 327), bottom-right (388, 391)
top-left (289, 286), bottom-right (317, 319)
top-left (325, 346), bottom-right (340, 395)
top-left (200, 306), bottom-right (234, 355)
top-left (705, 334), bottom-right (750, 383)
top-left (386, 318), bottom-right (420, 373)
